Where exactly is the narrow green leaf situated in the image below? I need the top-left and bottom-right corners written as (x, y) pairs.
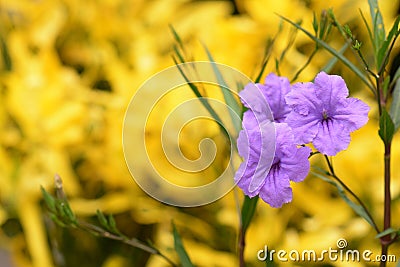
top-left (62, 202), bottom-right (76, 225)
top-left (312, 171), bottom-right (376, 228)
top-left (108, 214), bottom-right (123, 235)
top-left (50, 213), bottom-right (67, 228)
top-left (0, 37), bottom-right (12, 71)
top-left (265, 254), bottom-right (276, 267)
top-left (278, 14), bottom-right (374, 92)
top-left (390, 77), bottom-right (400, 131)
top-left (169, 25), bottom-right (184, 50)
top-left (241, 195), bottom-right (259, 232)
top-left (172, 46), bottom-right (185, 64)
top-left (96, 210), bottom-right (109, 230)
top-left (368, 0), bottom-right (386, 64)
top-left (172, 223), bottom-right (194, 267)
top-left (377, 16), bottom-right (400, 70)
top-left (312, 12), bottom-right (318, 35)
top-left (383, 75), bottom-right (390, 99)
top-left (359, 9), bottom-right (374, 47)
top-left (378, 109), bottom-right (395, 144)
top-left (174, 61), bottom-right (218, 117)
top-left (375, 227), bottom-right (397, 239)
top-left (321, 43), bottom-right (349, 73)
top-left (254, 39), bottom-right (275, 83)
top-left (202, 44), bottom-right (241, 133)
top-left (41, 187), bottom-right (56, 213)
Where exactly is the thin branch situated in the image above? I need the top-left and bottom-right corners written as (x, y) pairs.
top-left (323, 155), bottom-right (380, 233)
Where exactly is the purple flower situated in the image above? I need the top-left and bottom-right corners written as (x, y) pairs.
top-left (235, 121), bottom-right (311, 208)
top-left (258, 73), bottom-right (292, 122)
top-left (241, 73), bottom-right (291, 122)
top-left (285, 71), bottom-right (370, 156)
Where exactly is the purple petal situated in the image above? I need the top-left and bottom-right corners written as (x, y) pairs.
top-left (285, 82), bottom-right (321, 115)
top-left (313, 119), bottom-right (351, 156)
top-left (259, 171), bottom-right (292, 208)
top-left (314, 72), bottom-right (349, 107)
top-left (239, 83), bottom-right (273, 122)
top-left (280, 146), bottom-right (311, 182)
top-left (333, 97), bottom-right (370, 132)
top-left (235, 119), bottom-right (275, 194)
top-left (258, 73), bottom-right (292, 122)
top-left (285, 111), bottom-right (320, 145)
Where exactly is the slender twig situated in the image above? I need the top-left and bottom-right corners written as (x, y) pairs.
top-left (238, 228), bottom-right (245, 267)
top-left (380, 140), bottom-right (392, 267)
top-left (291, 48), bottom-right (318, 82)
top-left (77, 220), bottom-right (178, 267)
top-left (323, 155), bottom-right (380, 233)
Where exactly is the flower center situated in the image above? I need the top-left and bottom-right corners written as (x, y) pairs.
top-left (322, 109), bottom-right (329, 121)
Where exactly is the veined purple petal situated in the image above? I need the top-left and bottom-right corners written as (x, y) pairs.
top-left (285, 71), bottom-right (370, 155)
top-left (314, 72), bottom-right (349, 106)
top-left (333, 97), bottom-right (370, 132)
top-left (259, 172), bottom-right (292, 208)
top-left (285, 111), bottom-right (319, 145)
top-left (313, 119), bottom-right (351, 156)
top-left (258, 73), bottom-right (292, 122)
top-left (280, 146), bottom-right (311, 182)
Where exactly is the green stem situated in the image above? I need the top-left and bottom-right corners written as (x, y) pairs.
top-left (379, 141), bottom-right (392, 267)
top-left (278, 15), bottom-right (375, 93)
top-left (77, 220), bottom-right (178, 267)
top-left (323, 156), bottom-right (380, 233)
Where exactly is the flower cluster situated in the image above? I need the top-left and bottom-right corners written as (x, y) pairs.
top-left (235, 72), bottom-right (370, 207)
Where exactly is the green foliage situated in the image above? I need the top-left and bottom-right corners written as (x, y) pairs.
top-left (172, 223), bottom-right (194, 267)
top-left (42, 177), bottom-right (178, 267)
top-left (378, 109), bottom-right (395, 145)
top-left (368, 0), bottom-right (386, 67)
top-left (278, 14), bottom-right (374, 91)
top-left (203, 44), bottom-right (242, 133)
top-left (390, 76), bottom-right (400, 131)
top-left (241, 196), bottom-right (259, 233)
top-left (312, 171), bottom-right (377, 230)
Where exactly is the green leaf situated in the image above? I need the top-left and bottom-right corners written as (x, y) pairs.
top-left (321, 43), bottom-right (349, 73)
top-left (378, 109), bottom-right (395, 144)
top-left (96, 210), bottom-right (109, 229)
top-left (265, 254), bottom-right (276, 267)
top-left (0, 37), bottom-right (12, 71)
top-left (375, 227), bottom-right (398, 239)
top-left (278, 14), bottom-right (374, 91)
top-left (62, 202), bottom-right (76, 225)
top-left (359, 9), bottom-right (374, 47)
top-left (241, 195), bottom-right (259, 233)
top-left (377, 16), bottom-right (400, 71)
top-left (254, 38), bottom-right (275, 83)
top-left (173, 60), bottom-right (225, 130)
top-left (390, 77), bottom-right (400, 131)
top-left (108, 214), bottom-right (122, 235)
top-left (312, 12), bottom-right (318, 35)
top-left (312, 171), bottom-right (376, 228)
top-left (41, 186), bottom-right (56, 213)
top-left (169, 25), bottom-right (184, 49)
top-left (50, 213), bottom-right (67, 228)
top-left (202, 44), bottom-right (242, 133)
top-left (172, 223), bottom-right (194, 267)
top-left (368, 0), bottom-right (386, 64)
top-left (383, 75), bottom-right (390, 99)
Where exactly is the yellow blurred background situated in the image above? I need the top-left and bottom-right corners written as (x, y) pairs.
top-left (0, 0), bottom-right (400, 266)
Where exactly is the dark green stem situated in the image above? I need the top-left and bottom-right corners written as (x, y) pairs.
top-left (379, 141), bottom-right (392, 267)
top-left (323, 155), bottom-right (380, 233)
top-left (77, 220), bottom-right (178, 267)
